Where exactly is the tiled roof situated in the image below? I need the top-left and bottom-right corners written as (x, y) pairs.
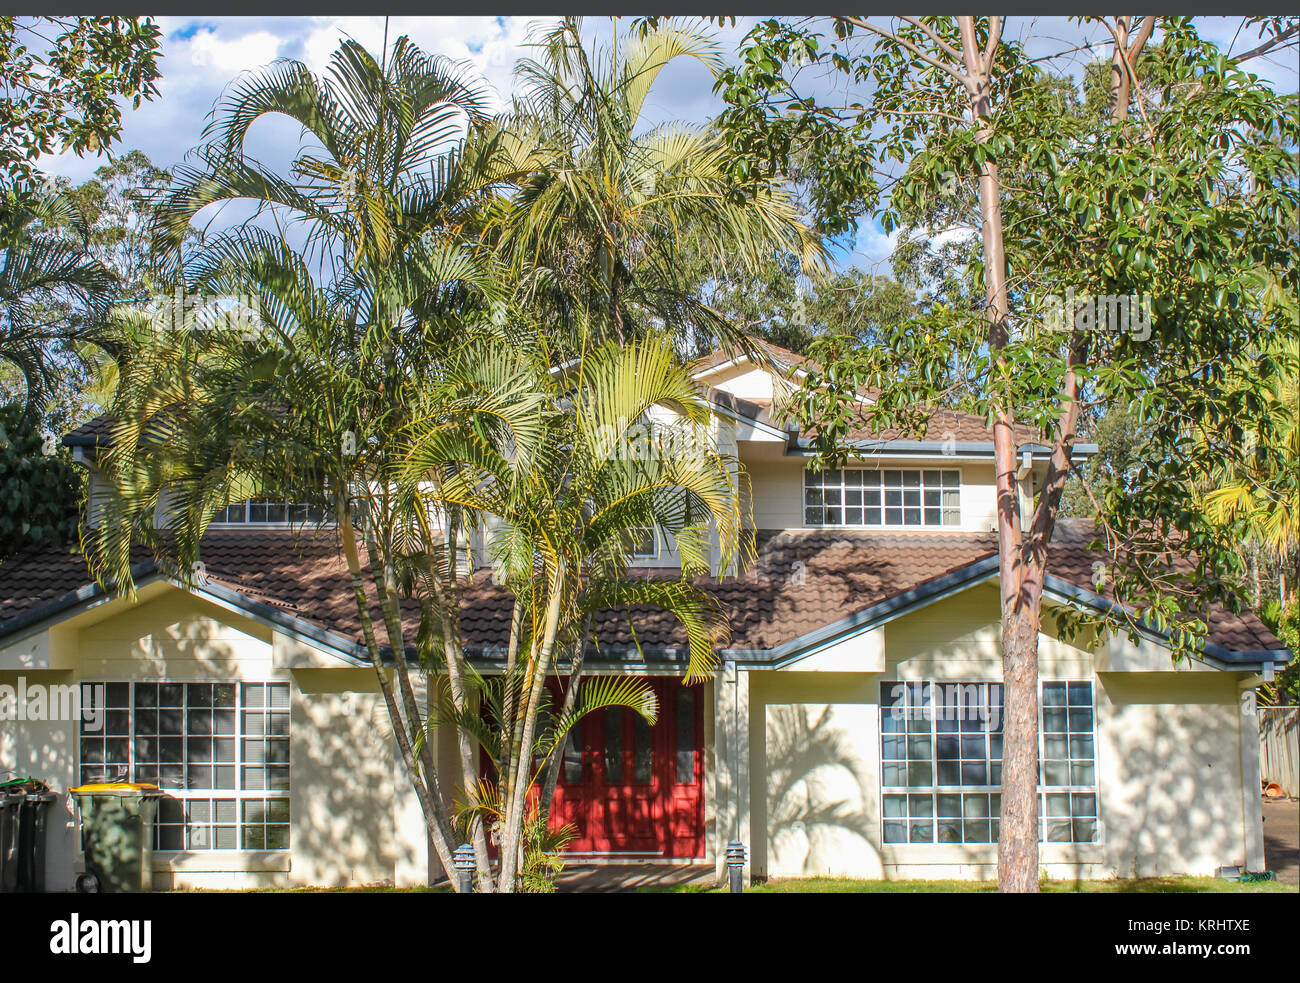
top-left (0, 524), bottom-right (1282, 658)
top-left (734, 397), bottom-right (1041, 446)
top-left (1043, 519), bottom-right (1283, 653)
top-left (62, 413), bottom-right (117, 447)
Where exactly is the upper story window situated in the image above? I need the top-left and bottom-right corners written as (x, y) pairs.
top-left (213, 500), bottom-right (328, 525)
top-left (630, 526), bottom-right (658, 559)
top-left (804, 468), bottom-right (960, 527)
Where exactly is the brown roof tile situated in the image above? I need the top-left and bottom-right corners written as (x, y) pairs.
top-left (0, 524), bottom-right (1282, 658)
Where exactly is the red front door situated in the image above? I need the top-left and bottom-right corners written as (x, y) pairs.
top-left (550, 677), bottom-right (704, 859)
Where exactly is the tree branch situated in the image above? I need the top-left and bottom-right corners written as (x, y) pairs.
top-left (841, 16), bottom-right (971, 89)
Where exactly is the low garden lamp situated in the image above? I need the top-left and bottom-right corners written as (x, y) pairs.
top-left (726, 840), bottom-right (747, 894)
top-left (453, 842), bottom-right (476, 894)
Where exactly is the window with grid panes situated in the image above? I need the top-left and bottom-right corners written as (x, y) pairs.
top-left (212, 500), bottom-right (328, 524)
top-left (879, 680), bottom-right (1097, 845)
top-left (1039, 681), bottom-right (1098, 842)
top-left (79, 681), bottom-right (290, 850)
top-left (804, 469), bottom-right (960, 526)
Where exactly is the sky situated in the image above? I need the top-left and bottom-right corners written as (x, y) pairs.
top-left (34, 15), bottom-right (1300, 273)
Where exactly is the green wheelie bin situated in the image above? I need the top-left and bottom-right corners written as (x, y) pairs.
top-left (0, 784), bottom-right (22, 893)
top-left (1, 777), bottom-right (56, 893)
top-left (70, 783), bottom-right (162, 893)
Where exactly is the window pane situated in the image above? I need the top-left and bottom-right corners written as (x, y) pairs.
top-left (604, 709), bottom-right (623, 784)
top-left (633, 716), bottom-right (652, 784)
top-left (676, 688), bottom-right (696, 784)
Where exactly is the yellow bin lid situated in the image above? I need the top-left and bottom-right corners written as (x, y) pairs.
top-left (70, 783), bottom-right (161, 794)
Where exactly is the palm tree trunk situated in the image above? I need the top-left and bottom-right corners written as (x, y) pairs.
top-left (497, 566), bottom-right (566, 892)
top-left (338, 507), bottom-right (462, 887)
top-left (421, 505), bottom-right (495, 889)
top-left (539, 615), bottom-right (592, 819)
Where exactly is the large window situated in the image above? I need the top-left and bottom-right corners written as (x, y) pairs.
top-left (80, 681), bottom-right (290, 851)
top-left (213, 500), bottom-right (327, 524)
top-left (879, 680), bottom-right (1097, 845)
top-left (804, 469), bottom-right (960, 527)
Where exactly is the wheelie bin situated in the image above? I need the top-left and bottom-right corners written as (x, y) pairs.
top-left (70, 783), bottom-right (162, 893)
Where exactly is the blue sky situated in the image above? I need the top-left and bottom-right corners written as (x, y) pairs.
top-left (36, 15), bottom-right (1299, 273)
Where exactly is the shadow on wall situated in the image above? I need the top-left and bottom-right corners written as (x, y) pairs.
top-left (1099, 674), bottom-right (1243, 878)
top-left (288, 670), bottom-right (400, 888)
top-left (763, 704), bottom-right (881, 877)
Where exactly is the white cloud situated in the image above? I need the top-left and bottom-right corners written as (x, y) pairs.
top-left (185, 28), bottom-right (283, 75)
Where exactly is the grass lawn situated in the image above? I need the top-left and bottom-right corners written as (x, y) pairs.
top-left (641, 876), bottom-right (1295, 894)
top-left (184, 875), bottom-right (1294, 894)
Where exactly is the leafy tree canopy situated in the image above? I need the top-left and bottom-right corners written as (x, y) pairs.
top-left (0, 16), bottom-right (161, 190)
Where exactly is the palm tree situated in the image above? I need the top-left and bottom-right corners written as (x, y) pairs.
top-left (89, 33), bottom-right (750, 892)
top-left (1, 187), bottom-right (117, 422)
top-left (488, 17), bottom-right (825, 355)
top-left (402, 331), bottom-right (741, 890)
top-left (1201, 275), bottom-right (1299, 604)
top-left (141, 33), bottom-right (518, 887)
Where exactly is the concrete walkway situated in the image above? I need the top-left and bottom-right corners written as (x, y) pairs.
top-left (1262, 797), bottom-right (1298, 885)
top-left (555, 863), bottom-right (717, 893)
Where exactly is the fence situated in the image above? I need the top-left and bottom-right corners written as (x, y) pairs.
top-left (1259, 707), bottom-right (1299, 798)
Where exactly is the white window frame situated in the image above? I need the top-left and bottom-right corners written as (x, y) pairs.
top-left (803, 467), bottom-right (962, 528)
top-left (210, 499), bottom-right (329, 526)
top-left (879, 679), bottom-right (1099, 846)
top-left (78, 681), bottom-right (291, 852)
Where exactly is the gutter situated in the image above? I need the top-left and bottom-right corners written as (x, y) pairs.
top-left (788, 437), bottom-right (1099, 459)
top-left (1040, 574), bottom-right (1293, 672)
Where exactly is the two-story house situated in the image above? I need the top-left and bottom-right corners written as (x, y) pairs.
top-left (0, 341), bottom-right (1288, 889)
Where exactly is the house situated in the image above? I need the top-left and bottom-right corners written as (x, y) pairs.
top-left (0, 341), bottom-right (1289, 889)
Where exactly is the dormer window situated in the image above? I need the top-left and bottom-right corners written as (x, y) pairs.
top-left (213, 500), bottom-right (328, 525)
top-left (804, 469), bottom-right (961, 527)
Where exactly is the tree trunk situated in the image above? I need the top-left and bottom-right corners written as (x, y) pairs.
top-left (539, 616), bottom-right (592, 820)
top-left (496, 569), bottom-right (566, 892)
top-left (419, 505), bottom-right (494, 890)
top-left (957, 15), bottom-right (1040, 892)
top-left (998, 599), bottom-right (1042, 892)
top-left (337, 507), bottom-right (462, 887)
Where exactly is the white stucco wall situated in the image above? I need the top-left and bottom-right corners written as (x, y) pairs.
top-left (1, 585), bottom-right (431, 891)
top-left (744, 583), bottom-right (1258, 882)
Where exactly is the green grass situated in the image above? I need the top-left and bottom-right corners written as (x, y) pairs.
top-left (640, 876), bottom-right (1295, 894)
top-left (190, 884), bottom-right (452, 893)
top-left (181, 875), bottom-right (1293, 894)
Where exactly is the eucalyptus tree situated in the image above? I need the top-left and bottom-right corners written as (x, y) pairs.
top-left (0, 16), bottom-right (161, 189)
top-left (488, 16), bottom-right (824, 357)
top-left (715, 15), bottom-right (1299, 890)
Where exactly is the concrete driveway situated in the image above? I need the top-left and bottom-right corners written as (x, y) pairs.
top-left (1261, 797), bottom-right (1298, 885)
